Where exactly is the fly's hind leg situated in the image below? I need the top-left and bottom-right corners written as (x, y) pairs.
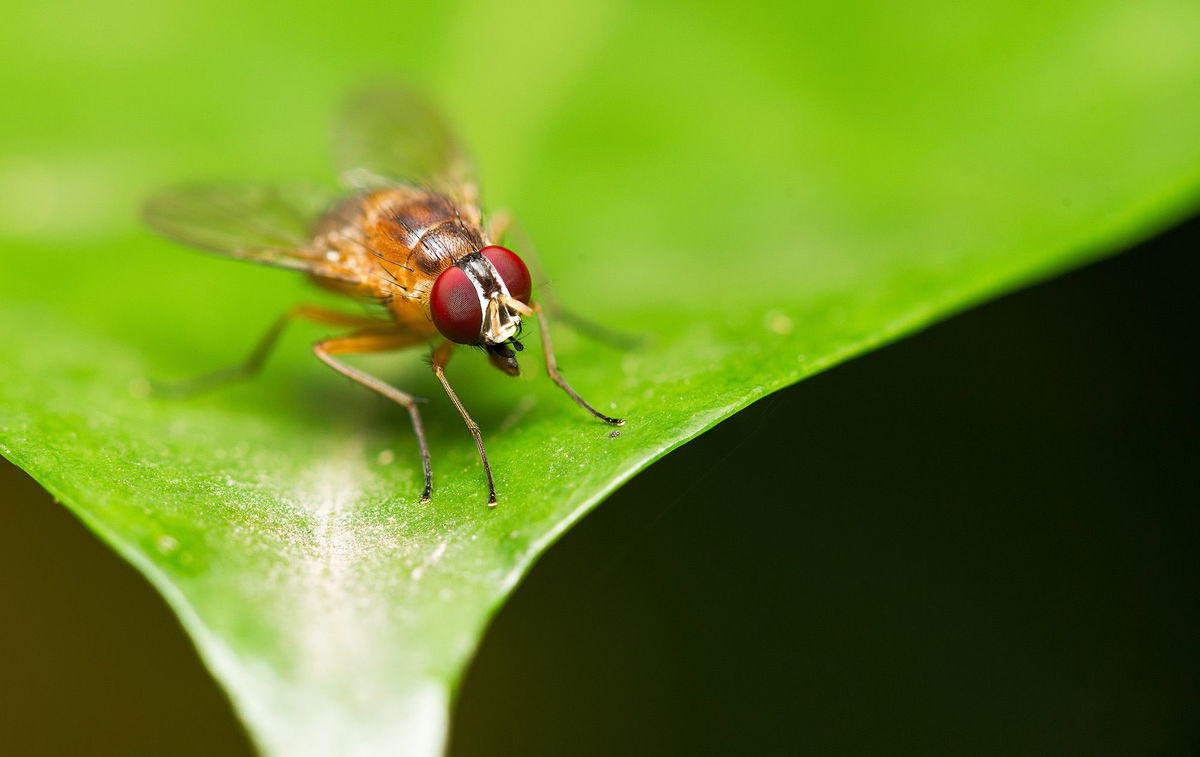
top-left (153, 305), bottom-right (389, 398)
top-left (314, 329), bottom-right (434, 503)
top-left (500, 218), bottom-right (646, 350)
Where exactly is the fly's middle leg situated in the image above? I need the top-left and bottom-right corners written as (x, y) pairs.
top-left (314, 328), bottom-right (434, 503)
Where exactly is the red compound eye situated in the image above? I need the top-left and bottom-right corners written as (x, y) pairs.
top-left (481, 245), bottom-right (532, 304)
top-left (430, 265), bottom-right (483, 344)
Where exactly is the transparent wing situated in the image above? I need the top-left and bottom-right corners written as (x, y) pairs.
top-left (333, 83), bottom-right (481, 223)
top-left (142, 183), bottom-right (353, 280)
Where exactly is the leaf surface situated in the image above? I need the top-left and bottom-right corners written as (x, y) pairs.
top-left (2, 1), bottom-right (1200, 754)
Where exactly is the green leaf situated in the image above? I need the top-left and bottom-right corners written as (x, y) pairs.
top-left (3, 1), bottom-right (1200, 754)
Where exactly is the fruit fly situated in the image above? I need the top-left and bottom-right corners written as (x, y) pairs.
top-left (144, 85), bottom-right (624, 506)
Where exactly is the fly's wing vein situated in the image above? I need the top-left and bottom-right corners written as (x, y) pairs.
top-left (142, 183), bottom-right (361, 283)
top-left (333, 83), bottom-right (482, 227)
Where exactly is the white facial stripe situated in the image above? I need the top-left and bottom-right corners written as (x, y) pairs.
top-left (476, 254), bottom-right (515, 302)
top-left (457, 252), bottom-right (521, 344)
top-left (456, 259), bottom-right (490, 343)
top-left (458, 259), bottom-right (490, 311)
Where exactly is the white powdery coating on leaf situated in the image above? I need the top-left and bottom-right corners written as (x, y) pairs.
top-left (204, 640), bottom-right (448, 757)
top-left (296, 452), bottom-right (374, 679)
top-left (196, 441), bottom-right (447, 757)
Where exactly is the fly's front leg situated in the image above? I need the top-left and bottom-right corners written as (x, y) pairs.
top-left (314, 329), bottom-right (434, 503)
top-left (530, 302), bottom-right (625, 426)
top-left (154, 304), bottom-right (389, 397)
top-left (430, 340), bottom-right (498, 507)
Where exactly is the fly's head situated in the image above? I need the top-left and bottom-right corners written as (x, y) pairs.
top-left (430, 245), bottom-right (532, 376)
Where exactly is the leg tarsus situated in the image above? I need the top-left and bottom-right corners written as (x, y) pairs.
top-left (531, 302), bottom-right (625, 426)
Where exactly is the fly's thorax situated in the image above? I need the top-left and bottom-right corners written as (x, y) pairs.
top-left (369, 188), bottom-right (483, 276)
top-left (406, 223), bottom-right (480, 276)
top-left (311, 187), bottom-right (490, 334)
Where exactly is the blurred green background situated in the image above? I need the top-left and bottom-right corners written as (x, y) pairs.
top-left (4, 0), bottom-right (1200, 753)
top-left (3, 209), bottom-right (1197, 755)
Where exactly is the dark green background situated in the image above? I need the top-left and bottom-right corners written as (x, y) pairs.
top-left (3, 215), bottom-right (1195, 755)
